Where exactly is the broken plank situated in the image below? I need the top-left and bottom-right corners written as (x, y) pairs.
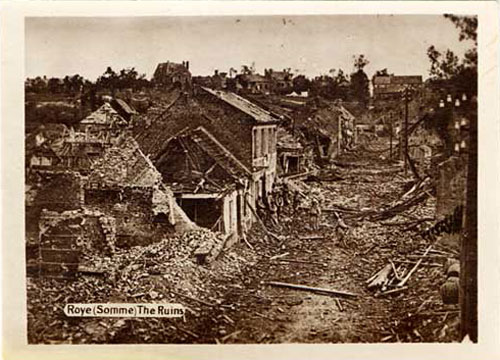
top-left (376, 286), bottom-right (409, 297)
top-left (393, 260), bottom-right (442, 267)
top-left (406, 254), bottom-right (448, 259)
top-left (172, 325), bottom-right (199, 339)
top-left (169, 290), bottom-right (216, 307)
top-left (221, 330), bottom-right (242, 342)
top-left (276, 258), bottom-right (326, 266)
top-left (335, 298), bottom-right (344, 312)
top-left (367, 264), bottom-right (392, 290)
top-left (265, 281), bottom-right (358, 298)
top-left (398, 245), bottom-right (432, 287)
top-left (299, 235), bottom-right (325, 240)
top-left (269, 252), bottom-right (290, 260)
top-left (222, 314), bottom-right (234, 324)
top-left (255, 312), bottom-right (275, 321)
top-left (381, 217), bottom-right (434, 226)
top-left (362, 244), bottom-right (377, 255)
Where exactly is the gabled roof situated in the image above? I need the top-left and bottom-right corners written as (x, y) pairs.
top-left (80, 103), bottom-right (126, 125)
top-left (87, 135), bottom-right (163, 188)
top-left (113, 98), bottom-right (137, 115)
top-left (373, 75), bottom-right (423, 85)
top-left (295, 100), bottom-right (354, 140)
top-left (25, 123), bottom-right (68, 154)
top-left (269, 71), bottom-right (292, 82)
top-left (157, 126), bottom-right (251, 193)
top-left (201, 87), bottom-right (279, 124)
top-left (188, 126), bottom-right (252, 178)
top-left (244, 74), bottom-right (270, 83)
top-left (277, 127), bottom-right (303, 151)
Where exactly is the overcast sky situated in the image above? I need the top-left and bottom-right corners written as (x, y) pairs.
top-left (25, 15), bottom-right (473, 81)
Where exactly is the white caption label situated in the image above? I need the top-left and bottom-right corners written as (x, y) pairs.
top-left (64, 303), bottom-right (185, 318)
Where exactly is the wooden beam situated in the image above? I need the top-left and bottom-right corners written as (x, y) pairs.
top-left (265, 281), bottom-right (358, 298)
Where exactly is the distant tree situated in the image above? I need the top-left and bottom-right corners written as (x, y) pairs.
top-left (309, 69), bottom-right (350, 100)
top-left (97, 66), bottom-right (118, 93)
top-left (444, 14), bottom-right (477, 43)
top-left (240, 65), bottom-right (253, 75)
top-left (292, 74), bottom-right (310, 94)
top-left (353, 54), bottom-right (369, 72)
top-left (47, 78), bottom-right (63, 94)
top-left (229, 67), bottom-right (238, 78)
top-left (25, 76), bottom-right (47, 93)
top-left (96, 66), bottom-right (150, 93)
top-left (426, 15), bottom-right (477, 94)
top-left (348, 55), bottom-right (370, 107)
top-left (68, 74), bottom-right (84, 94)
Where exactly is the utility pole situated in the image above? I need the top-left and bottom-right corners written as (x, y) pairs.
top-left (403, 87), bottom-right (410, 175)
top-left (389, 111), bottom-right (393, 160)
top-left (460, 98), bottom-right (478, 342)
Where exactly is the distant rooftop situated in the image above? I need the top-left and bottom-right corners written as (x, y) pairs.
top-left (373, 75), bottom-right (423, 85)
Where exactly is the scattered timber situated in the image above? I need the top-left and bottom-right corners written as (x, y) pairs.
top-left (169, 289), bottom-right (216, 307)
top-left (299, 235), bottom-right (324, 240)
top-left (221, 330), bottom-right (242, 342)
top-left (276, 258), bottom-right (327, 266)
top-left (397, 245), bottom-right (433, 287)
top-left (376, 286), bottom-right (409, 297)
top-left (367, 264), bottom-right (392, 290)
top-left (269, 252), bottom-right (290, 260)
top-left (393, 260), bottom-right (442, 267)
top-left (245, 198), bottom-right (281, 241)
top-left (265, 281), bottom-right (359, 298)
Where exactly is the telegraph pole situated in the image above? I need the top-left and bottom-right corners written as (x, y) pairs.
top-left (389, 111), bottom-right (393, 160)
top-left (403, 87), bottom-right (410, 175)
top-left (460, 96), bottom-right (478, 342)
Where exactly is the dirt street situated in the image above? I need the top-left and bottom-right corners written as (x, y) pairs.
top-left (27, 140), bottom-right (460, 344)
top-left (176, 140), bottom-right (460, 344)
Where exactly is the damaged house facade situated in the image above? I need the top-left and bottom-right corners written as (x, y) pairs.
top-left (26, 134), bottom-right (197, 278)
top-left (294, 98), bottom-right (356, 162)
top-left (52, 103), bottom-right (130, 174)
top-left (155, 126), bottom-right (253, 246)
top-left (276, 127), bottom-right (306, 175)
top-left (133, 85), bottom-right (280, 240)
top-left (200, 88), bottom-right (280, 202)
top-left (85, 135), bottom-right (196, 248)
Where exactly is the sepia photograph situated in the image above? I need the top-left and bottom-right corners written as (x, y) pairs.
top-left (22, 13), bottom-right (480, 345)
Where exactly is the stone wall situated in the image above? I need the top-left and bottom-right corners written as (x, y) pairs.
top-left (434, 155), bottom-right (467, 248)
top-left (436, 155), bottom-right (467, 218)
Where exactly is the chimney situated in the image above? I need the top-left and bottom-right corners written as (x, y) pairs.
top-left (214, 69), bottom-right (219, 76)
top-left (186, 61), bottom-right (190, 70)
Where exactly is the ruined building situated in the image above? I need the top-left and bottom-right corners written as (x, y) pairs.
top-left (133, 86), bottom-right (281, 238)
top-left (26, 134), bottom-right (197, 278)
top-left (153, 61), bottom-right (192, 91)
top-left (276, 127), bottom-right (306, 175)
top-left (372, 75), bottom-right (423, 102)
top-left (156, 126), bottom-right (253, 246)
top-left (294, 98), bottom-right (356, 162)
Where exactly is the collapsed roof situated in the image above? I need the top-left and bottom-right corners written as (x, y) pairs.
top-left (201, 87), bottom-right (279, 124)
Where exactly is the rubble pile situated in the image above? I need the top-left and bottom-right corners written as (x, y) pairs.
top-left (27, 136), bottom-right (462, 344)
top-left (27, 225), bottom-right (247, 343)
